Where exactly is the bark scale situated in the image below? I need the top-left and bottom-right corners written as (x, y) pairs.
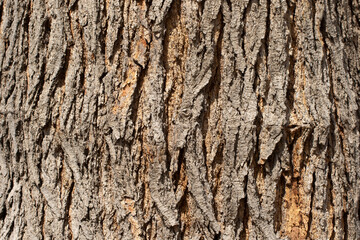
top-left (0, 0), bottom-right (359, 239)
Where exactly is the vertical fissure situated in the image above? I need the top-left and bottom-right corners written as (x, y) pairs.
top-left (64, 181), bottom-right (74, 240)
top-left (162, 0), bottom-right (182, 176)
top-left (327, 118), bottom-right (336, 240)
top-left (41, 203), bottom-right (45, 240)
top-left (238, 176), bottom-right (250, 239)
top-left (306, 172), bottom-right (316, 239)
top-left (327, 162), bottom-right (335, 240)
top-left (319, 10), bottom-right (347, 159)
top-left (173, 148), bottom-right (185, 190)
top-left (211, 141), bottom-right (224, 222)
top-left (202, 6), bottom-right (224, 183)
top-left (262, 0), bottom-right (271, 100)
top-left (0, 0), bottom-right (358, 239)
top-left (285, 0), bottom-right (297, 117)
top-left (129, 64), bottom-right (148, 139)
top-left (343, 193), bottom-right (349, 240)
top-left (0, 1), bottom-right (4, 28)
top-left (274, 174), bottom-right (286, 232)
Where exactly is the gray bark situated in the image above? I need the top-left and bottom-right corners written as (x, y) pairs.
top-left (0, 0), bottom-right (359, 239)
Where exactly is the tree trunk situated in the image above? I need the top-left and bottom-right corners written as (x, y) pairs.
top-left (0, 0), bottom-right (359, 239)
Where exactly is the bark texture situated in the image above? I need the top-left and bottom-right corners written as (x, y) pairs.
top-left (0, 0), bottom-right (360, 239)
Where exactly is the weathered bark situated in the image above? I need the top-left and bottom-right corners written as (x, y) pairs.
top-left (0, 0), bottom-right (359, 239)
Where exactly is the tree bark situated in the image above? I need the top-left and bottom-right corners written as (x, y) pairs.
top-left (0, 0), bottom-right (359, 239)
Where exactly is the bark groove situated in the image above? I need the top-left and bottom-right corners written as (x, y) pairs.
top-left (0, 0), bottom-right (359, 239)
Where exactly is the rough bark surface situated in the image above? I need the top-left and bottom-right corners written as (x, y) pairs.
top-left (0, 0), bottom-right (359, 239)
